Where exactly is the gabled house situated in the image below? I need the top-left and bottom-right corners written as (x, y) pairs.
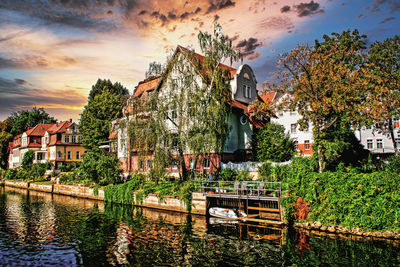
top-left (8, 120), bottom-right (85, 169)
top-left (114, 45), bottom-right (259, 175)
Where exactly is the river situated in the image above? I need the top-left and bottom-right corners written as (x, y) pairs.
top-left (0, 186), bottom-right (399, 266)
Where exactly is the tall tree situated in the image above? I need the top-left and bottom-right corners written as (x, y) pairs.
top-left (254, 122), bottom-right (295, 162)
top-left (8, 107), bottom-right (57, 136)
top-left (361, 35), bottom-right (400, 154)
top-left (80, 80), bottom-right (129, 151)
top-left (127, 23), bottom-right (241, 182)
top-left (267, 30), bottom-right (367, 172)
top-left (0, 120), bottom-right (12, 169)
top-left (145, 61), bottom-right (163, 78)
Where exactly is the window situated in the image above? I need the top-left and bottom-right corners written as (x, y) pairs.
top-left (377, 139), bottom-right (383, 149)
top-left (57, 151), bottom-right (62, 159)
top-left (172, 160), bottom-right (178, 169)
top-left (203, 157), bottom-right (210, 169)
top-left (147, 160), bottom-right (153, 169)
top-left (291, 124), bottom-right (297, 133)
top-left (71, 136), bottom-right (76, 143)
top-left (37, 153), bottom-right (43, 160)
top-left (64, 135), bottom-right (70, 143)
top-left (367, 139), bottom-right (373, 149)
top-left (171, 108), bottom-right (177, 120)
top-left (76, 151), bottom-right (80, 160)
top-left (294, 140), bottom-right (298, 150)
top-left (304, 140), bottom-right (310, 150)
top-left (189, 158), bottom-right (194, 169)
top-left (139, 160), bottom-right (144, 170)
top-left (71, 125), bottom-right (76, 133)
top-left (171, 79), bottom-right (178, 90)
top-left (243, 85), bottom-right (251, 98)
top-left (172, 134), bottom-right (179, 148)
top-left (67, 151), bottom-right (71, 160)
top-left (396, 139), bottom-right (400, 149)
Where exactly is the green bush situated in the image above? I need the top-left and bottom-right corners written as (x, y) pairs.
top-left (4, 169), bottom-right (17, 180)
top-left (258, 162), bottom-right (272, 180)
top-left (104, 174), bottom-right (143, 205)
top-left (218, 168), bottom-right (237, 181)
top-left (281, 159), bottom-right (400, 232)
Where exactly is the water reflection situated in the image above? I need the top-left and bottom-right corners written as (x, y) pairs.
top-left (0, 186), bottom-right (399, 266)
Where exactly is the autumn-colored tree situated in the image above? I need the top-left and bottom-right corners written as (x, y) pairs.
top-left (267, 30), bottom-right (367, 172)
top-left (360, 35), bottom-right (400, 154)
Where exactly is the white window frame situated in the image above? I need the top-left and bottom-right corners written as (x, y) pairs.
top-left (64, 135), bottom-right (70, 143)
top-left (376, 139), bottom-right (383, 149)
top-left (57, 151), bottom-right (62, 159)
top-left (76, 151), bottom-right (80, 160)
top-left (203, 157), bottom-right (210, 169)
top-left (71, 136), bottom-right (76, 143)
top-left (67, 151), bottom-right (71, 160)
top-left (304, 140), bottom-right (310, 151)
top-left (291, 124), bottom-right (297, 133)
top-left (147, 160), bottom-right (153, 169)
top-left (367, 139), bottom-right (373, 149)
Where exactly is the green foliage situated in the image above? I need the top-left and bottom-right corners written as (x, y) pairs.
top-left (80, 79), bottom-right (128, 151)
top-left (76, 150), bottom-right (122, 185)
top-left (254, 122), bottom-right (295, 162)
top-left (104, 175), bottom-right (143, 205)
top-left (7, 107), bottom-right (57, 136)
top-left (0, 168), bottom-right (5, 179)
top-left (0, 126), bottom-right (12, 169)
top-left (21, 150), bottom-right (34, 170)
top-left (3, 163), bottom-right (49, 181)
top-left (218, 168), bottom-right (236, 181)
top-left (258, 162), bottom-right (272, 179)
top-left (281, 158), bottom-right (400, 232)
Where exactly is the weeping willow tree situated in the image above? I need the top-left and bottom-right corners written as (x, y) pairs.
top-left (126, 23), bottom-right (241, 182)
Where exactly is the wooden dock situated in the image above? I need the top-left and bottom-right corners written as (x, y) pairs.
top-left (200, 180), bottom-right (284, 226)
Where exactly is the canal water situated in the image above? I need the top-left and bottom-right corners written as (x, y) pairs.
top-left (0, 186), bottom-right (399, 266)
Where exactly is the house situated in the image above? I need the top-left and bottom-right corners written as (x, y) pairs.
top-left (260, 92), bottom-right (314, 155)
top-left (8, 120), bottom-right (85, 169)
top-left (263, 91), bottom-right (398, 157)
top-left (113, 45), bottom-right (259, 175)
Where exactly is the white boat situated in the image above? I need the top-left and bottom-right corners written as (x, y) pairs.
top-left (209, 207), bottom-right (247, 220)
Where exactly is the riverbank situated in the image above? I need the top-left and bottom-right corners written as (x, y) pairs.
top-left (1, 180), bottom-right (206, 215)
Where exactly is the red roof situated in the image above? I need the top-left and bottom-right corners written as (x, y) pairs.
top-left (231, 100), bottom-right (248, 114)
top-left (133, 76), bottom-right (161, 98)
top-left (258, 91), bottom-right (282, 103)
top-left (178, 45), bottom-right (237, 78)
top-left (47, 121), bottom-right (72, 134)
top-left (25, 123), bottom-right (54, 136)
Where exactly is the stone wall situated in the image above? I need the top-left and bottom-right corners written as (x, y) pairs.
top-left (134, 192), bottom-right (206, 215)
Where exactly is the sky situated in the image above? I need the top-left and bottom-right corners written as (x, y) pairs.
top-left (0, 0), bottom-right (399, 121)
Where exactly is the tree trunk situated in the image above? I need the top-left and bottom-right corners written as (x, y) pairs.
top-left (388, 118), bottom-right (398, 156)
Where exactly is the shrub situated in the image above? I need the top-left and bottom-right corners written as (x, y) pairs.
top-left (218, 168), bottom-right (237, 181)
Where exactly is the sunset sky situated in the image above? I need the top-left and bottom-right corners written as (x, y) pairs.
top-left (0, 0), bottom-right (399, 121)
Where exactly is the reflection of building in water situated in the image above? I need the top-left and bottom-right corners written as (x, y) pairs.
top-left (109, 223), bottom-right (132, 265)
top-left (4, 189), bottom-right (57, 244)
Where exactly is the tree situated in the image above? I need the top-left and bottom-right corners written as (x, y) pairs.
top-left (0, 120), bottom-right (12, 169)
top-left (254, 122), bottom-right (295, 162)
top-left (145, 61), bottom-right (163, 78)
top-left (76, 150), bottom-right (121, 185)
top-left (80, 80), bottom-right (129, 151)
top-left (8, 107), bottom-right (57, 136)
top-left (127, 23), bottom-right (241, 182)
top-left (361, 35), bottom-right (400, 154)
top-left (21, 149), bottom-right (34, 170)
top-left (268, 30), bottom-right (367, 172)
top-left (88, 79), bottom-right (129, 103)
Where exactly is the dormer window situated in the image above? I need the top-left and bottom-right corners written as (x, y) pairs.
top-left (64, 135), bottom-right (70, 143)
top-left (243, 85), bottom-right (251, 99)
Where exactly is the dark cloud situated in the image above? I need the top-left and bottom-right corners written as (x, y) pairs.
top-left (0, 76), bottom-right (86, 116)
top-left (0, 0), bottom-right (118, 32)
top-left (259, 16), bottom-right (294, 30)
top-left (14, 79), bottom-right (27, 85)
top-left (0, 53), bottom-right (79, 70)
top-left (0, 30), bottom-right (35, 42)
top-left (368, 0), bottom-right (400, 12)
top-left (380, 16), bottom-right (395, 23)
top-left (180, 12), bottom-right (190, 19)
top-left (236, 38), bottom-right (262, 60)
top-left (280, 5), bottom-right (291, 13)
top-left (294, 1), bottom-right (324, 17)
top-left (168, 11), bottom-right (177, 19)
top-left (206, 0), bottom-right (236, 14)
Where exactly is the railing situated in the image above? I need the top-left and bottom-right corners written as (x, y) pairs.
top-left (199, 180), bottom-right (282, 200)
